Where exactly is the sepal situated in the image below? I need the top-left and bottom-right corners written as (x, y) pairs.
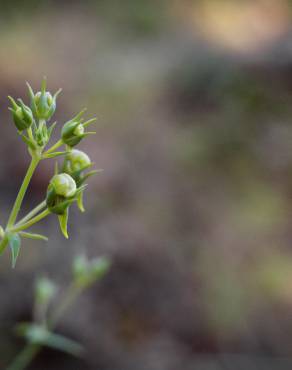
top-left (58, 208), bottom-right (69, 239)
top-left (27, 78), bottom-right (61, 120)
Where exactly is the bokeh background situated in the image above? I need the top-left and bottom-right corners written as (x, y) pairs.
top-left (1, 0), bottom-right (292, 369)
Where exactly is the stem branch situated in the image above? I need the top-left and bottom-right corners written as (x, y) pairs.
top-left (11, 209), bottom-right (50, 233)
top-left (44, 139), bottom-right (63, 155)
top-left (14, 201), bottom-right (47, 228)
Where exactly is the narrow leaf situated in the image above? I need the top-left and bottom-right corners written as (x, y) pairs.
top-left (82, 170), bottom-right (102, 183)
top-left (16, 323), bottom-right (83, 356)
top-left (77, 191), bottom-right (85, 212)
top-left (42, 331), bottom-right (83, 356)
top-left (58, 208), bottom-right (69, 239)
top-left (19, 232), bottom-right (48, 241)
top-left (8, 233), bottom-right (21, 268)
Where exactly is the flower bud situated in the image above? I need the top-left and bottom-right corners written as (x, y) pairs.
top-left (8, 97), bottom-right (33, 131)
top-left (66, 149), bottom-right (91, 172)
top-left (27, 78), bottom-right (61, 120)
top-left (46, 173), bottom-right (77, 215)
top-left (50, 173), bottom-right (76, 197)
top-left (61, 110), bottom-right (86, 147)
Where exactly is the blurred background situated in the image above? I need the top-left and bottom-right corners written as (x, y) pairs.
top-left (1, 0), bottom-right (292, 369)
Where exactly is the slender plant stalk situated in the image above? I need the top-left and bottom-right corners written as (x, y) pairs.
top-left (14, 201), bottom-right (47, 227)
top-left (11, 209), bottom-right (50, 233)
top-left (7, 156), bottom-right (40, 228)
top-left (44, 139), bottom-right (63, 155)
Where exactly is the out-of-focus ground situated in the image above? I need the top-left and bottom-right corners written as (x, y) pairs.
top-left (1, 0), bottom-right (292, 369)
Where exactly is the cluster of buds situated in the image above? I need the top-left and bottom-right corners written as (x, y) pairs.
top-left (8, 78), bottom-right (96, 153)
top-left (8, 79), bottom-right (61, 150)
top-left (3, 78), bottom-right (99, 264)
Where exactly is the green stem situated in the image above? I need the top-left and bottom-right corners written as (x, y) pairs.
top-left (44, 139), bottom-right (63, 155)
top-left (6, 344), bottom-right (40, 370)
top-left (7, 156), bottom-right (40, 228)
top-left (11, 209), bottom-right (50, 233)
top-left (14, 201), bottom-right (47, 228)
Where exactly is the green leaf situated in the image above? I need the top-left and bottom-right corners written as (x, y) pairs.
top-left (58, 208), bottom-right (69, 239)
top-left (19, 231), bottom-right (48, 241)
top-left (16, 323), bottom-right (83, 356)
top-left (7, 233), bottom-right (21, 268)
top-left (43, 331), bottom-right (83, 356)
top-left (83, 169), bottom-right (102, 181)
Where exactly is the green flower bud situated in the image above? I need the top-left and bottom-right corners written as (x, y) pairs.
top-left (50, 173), bottom-right (76, 197)
top-left (61, 109), bottom-right (96, 147)
top-left (27, 78), bottom-right (61, 120)
top-left (66, 149), bottom-right (91, 172)
top-left (61, 110), bottom-right (86, 147)
top-left (46, 173), bottom-right (77, 215)
top-left (8, 96), bottom-right (33, 131)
